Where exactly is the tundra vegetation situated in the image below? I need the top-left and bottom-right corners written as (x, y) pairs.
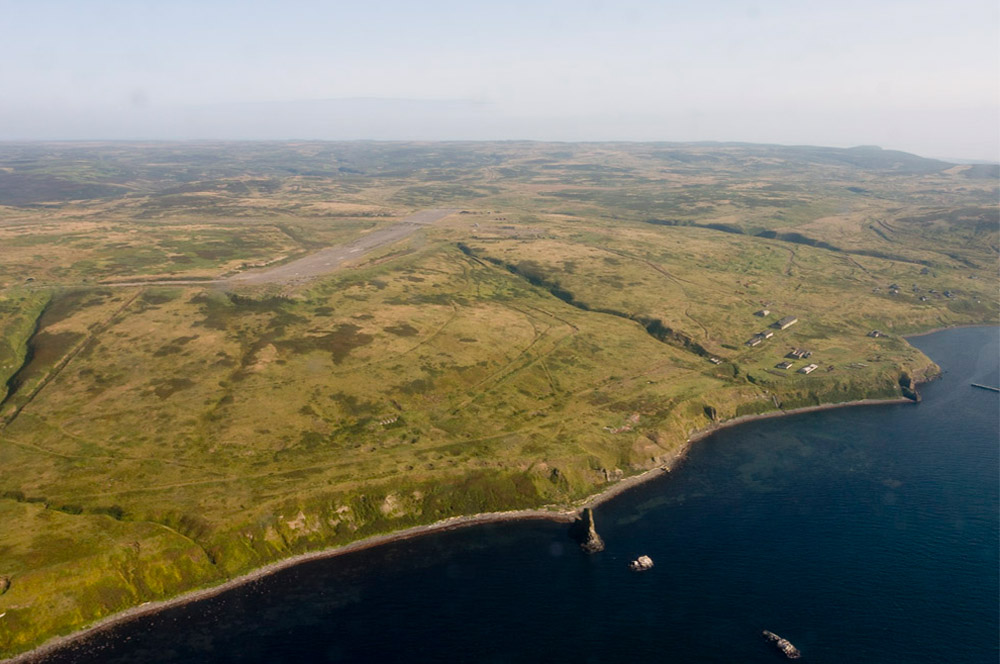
top-left (0, 141), bottom-right (996, 656)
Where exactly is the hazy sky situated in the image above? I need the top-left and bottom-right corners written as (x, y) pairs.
top-left (2, 0), bottom-right (998, 160)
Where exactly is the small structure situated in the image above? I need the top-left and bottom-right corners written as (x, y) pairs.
top-left (772, 316), bottom-right (798, 330)
top-left (762, 630), bottom-right (801, 659)
top-left (798, 363), bottom-right (818, 374)
top-left (775, 361), bottom-right (794, 370)
top-left (754, 309), bottom-right (770, 317)
top-left (867, 330), bottom-right (885, 338)
top-left (746, 330), bottom-right (776, 347)
top-left (786, 348), bottom-right (812, 359)
top-left (629, 555), bottom-right (654, 572)
top-left (708, 357), bottom-right (721, 365)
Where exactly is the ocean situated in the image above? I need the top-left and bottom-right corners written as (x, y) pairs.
top-left (39, 326), bottom-right (999, 663)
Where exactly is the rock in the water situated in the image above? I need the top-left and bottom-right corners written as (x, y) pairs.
top-left (629, 555), bottom-right (654, 571)
top-left (571, 508), bottom-right (605, 553)
top-left (762, 630), bottom-right (801, 659)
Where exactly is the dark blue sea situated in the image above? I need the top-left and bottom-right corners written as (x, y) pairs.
top-left (43, 327), bottom-right (999, 663)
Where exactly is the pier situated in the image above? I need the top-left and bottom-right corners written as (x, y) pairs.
top-left (971, 383), bottom-right (1000, 393)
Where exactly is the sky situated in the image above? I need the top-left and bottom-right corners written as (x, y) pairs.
top-left (1, 0), bottom-right (998, 160)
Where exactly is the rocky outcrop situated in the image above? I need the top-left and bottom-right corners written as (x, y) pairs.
top-left (571, 508), bottom-right (605, 553)
top-left (0, 576), bottom-right (9, 595)
top-left (629, 555), bottom-right (654, 571)
top-left (762, 630), bottom-right (801, 659)
top-left (899, 373), bottom-right (920, 401)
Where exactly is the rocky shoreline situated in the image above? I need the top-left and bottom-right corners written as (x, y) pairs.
top-left (3, 391), bottom-right (923, 663)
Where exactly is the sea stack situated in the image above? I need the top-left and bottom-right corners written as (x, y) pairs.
top-left (574, 508), bottom-right (605, 553)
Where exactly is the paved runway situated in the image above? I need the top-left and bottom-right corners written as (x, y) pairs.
top-left (103, 208), bottom-right (458, 288)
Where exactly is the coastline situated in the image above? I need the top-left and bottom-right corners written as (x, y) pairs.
top-left (903, 322), bottom-right (997, 339)
top-left (4, 509), bottom-right (578, 664)
top-left (684, 396), bottom-right (915, 446)
top-left (4, 391), bottom-right (922, 663)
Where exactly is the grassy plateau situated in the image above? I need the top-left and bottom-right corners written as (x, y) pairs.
top-left (0, 141), bottom-right (997, 657)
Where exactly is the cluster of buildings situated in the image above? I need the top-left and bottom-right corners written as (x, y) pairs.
top-left (775, 350), bottom-right (814, 373)
top-left (744, 315), bottom-right (798, 348)
top-left (741, 309), bottom-right (823, 376)
top-left (875, 275), bottom-right (958, 303)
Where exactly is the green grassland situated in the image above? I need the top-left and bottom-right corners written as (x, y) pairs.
top-left (0, 141), bottom-right (997, 656)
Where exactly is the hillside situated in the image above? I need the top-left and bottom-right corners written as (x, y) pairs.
top-left (0, 141), bottom-right (997, 657)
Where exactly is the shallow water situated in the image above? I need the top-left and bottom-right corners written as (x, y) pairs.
top-left (42, 327), bottom-right (999, 663)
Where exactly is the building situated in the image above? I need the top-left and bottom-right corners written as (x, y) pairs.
top-left (754, 309), bottom-right (770, 317)
top-left (786, 348), bottom-right (812, 359)
top-left (772, 316), bottom-right (798, 330)
top-left (776, 361), bottom-right (794, 370)
top-left (867, 330), bottom-right (885, 338)
top-left (798, 363), bottom-right (818, 374)
top-left (745, 329), bottom-right (776, 347)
